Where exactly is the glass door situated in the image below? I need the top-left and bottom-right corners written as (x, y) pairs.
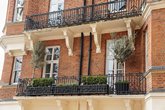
top-left (49, 0), bottom-right (64, 26)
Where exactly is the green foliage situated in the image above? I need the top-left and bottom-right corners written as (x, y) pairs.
top-left (31, 41), bottom-right (45, 69)
top-left (82, 76), bottom-right (107, 85)
top-left (32, 78), bottom-right (54, 87)
top-left (110, 33), bottom-right (135, 63)
top-left (115, 80), bottom-right (129, 84)
top-left (57, 83), bottom-right (78, 87)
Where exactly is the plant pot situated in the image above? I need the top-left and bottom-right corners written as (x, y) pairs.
top-left (53, 86), bottom-right (78, 95)
top-left (26, 86), bottom-right (52, 96)
top-left (79, 84), bottom-right (108, 95)
top-left (115, 83), bottom-right (129, 95)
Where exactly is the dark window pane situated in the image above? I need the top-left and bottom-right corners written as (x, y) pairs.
top-left (53, 47), bottom-right (60, 60)
top-left (15, 57), bottom-right (23, 70)
top-left (46, 48), bottom-right (53, 60)
top-left (14, 71), bottom-right (21, 83)
top-left (53, 63), bottom-right (58, 74)
top-left (46, 55), bottom-right (52, 61)
top-left (45, 64), bottom-right (51, 73)
top-left (46, 48), bottom-right (53, 55)
top-left (45, 74), bottom-right (50, 78)
top-left (16, 0), bottom-right (24, 7)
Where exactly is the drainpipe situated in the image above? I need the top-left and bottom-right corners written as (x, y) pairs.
top-left (88, 32), bottom-right (92, 76)
top-left (91, 0), bottom-right (95, 20)
top-left (79, 32), bottom-right (84, 85)
top-left (82, 0), bottom-right (87, 22)
top-left (84, 0), bottom-right (86, 6)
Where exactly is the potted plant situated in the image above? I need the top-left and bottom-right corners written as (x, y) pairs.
top-left (26, 78), bottom-right (54, 96)
top-left (31, 41), bottom-right (45, 78)
top-left (115, 80), bottom-right (129, 94)
top-left (80, 76), bottom-right (108, 94)
top-left (54, 83), bottom-right (79, 95)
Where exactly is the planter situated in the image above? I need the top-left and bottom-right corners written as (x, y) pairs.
top-left (115, 83), bottom-right (129, 95)
top-left (53, 86), bottom-right (79, 95)
top-left (26, 86), bottom-right (52, 96)
top-left (79, 84), bottom-right (108, 95)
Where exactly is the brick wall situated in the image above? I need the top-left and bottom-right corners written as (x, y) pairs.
top-left (0, 86), bottom-right (16, 99)
top-left (1, 31), bottom-right (145, 84)
top-left (6, 0), bottom-right (15, 22)
top-left (1, 54), bottom-right (14, 84)
top-left (20, 51), bottom-right (42, 79)
top-left (151, 9), bottom-right (165, 66)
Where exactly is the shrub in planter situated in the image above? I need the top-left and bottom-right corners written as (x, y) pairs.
top-left (115, 80), bottom-right (129, 94)
top-left (32, 78), bottom-right (54, 87)
top-left (82, 76), bottom-right (107, 85)
top-left (54, 83), bottom-right (79, 95)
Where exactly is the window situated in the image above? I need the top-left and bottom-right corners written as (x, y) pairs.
top-left (49, 0), bottom-right (64, 26)
top-left (12, 56), bottom-right (23, 83)
top-left (108, 0), bottom-right (126, 13)
top-left (145, 31), bottom-right (149, 71)
top-left (106, 40), bottom-right (124, 75)
top-left (43, 46), bottom-right (60, 78)
top-left (14, 0), bottom-right (24, 22)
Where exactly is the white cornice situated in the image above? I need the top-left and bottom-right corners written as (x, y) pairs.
top-left (0, 34), bottom-right (28, 56)
top-left (142, 0), bottom-right (165, 26)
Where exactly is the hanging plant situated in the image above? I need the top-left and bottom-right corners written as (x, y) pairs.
top-left (110, 33), bottom-right (135, 63)
top-left (31, 41), bottom-right (45, 78)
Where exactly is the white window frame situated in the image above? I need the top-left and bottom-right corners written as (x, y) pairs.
top-left (145, 31), bottom-right (149, 71)
top-left (108, 0), bottom-right (126, 13)
top-left (11, 56), bottom-right (23, 84)
top-left (106, 40), bottom-right (125, 75)
top-left (43, 46), bottom-right (60, 78)
top-left (13, 0), bottom-right (24, 22)
top-left (49, 0), bottom-right (64, 25)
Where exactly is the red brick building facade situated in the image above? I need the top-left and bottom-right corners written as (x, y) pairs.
top-left (0, 0), bottom-right (165, 110)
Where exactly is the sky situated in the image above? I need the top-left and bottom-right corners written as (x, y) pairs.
top-left (0, 0), bottom-right (8, 79)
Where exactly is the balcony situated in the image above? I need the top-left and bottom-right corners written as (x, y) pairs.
top-left (16, 73), bottom-right (146, 96)
top-left (25, 0), bottom-right (146, 31)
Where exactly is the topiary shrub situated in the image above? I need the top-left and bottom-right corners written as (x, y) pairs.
top-left (82, 76), bottom-right (107, 85)
top-left (32, 78), bottom-right (54, 87)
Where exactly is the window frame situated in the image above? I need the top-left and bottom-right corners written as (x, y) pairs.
top-left (11, 56), bottom-right (23, 84)
top-left (13, 0), bottom-right (24, 22)
top-left (108, 0), bottom-right (126, 13)
top-left (106, 40), bottom-right (125, 75)
top-left (145, 31), bottom-right (149, 71)
top-left (43, 46), bottom-right (60, 78)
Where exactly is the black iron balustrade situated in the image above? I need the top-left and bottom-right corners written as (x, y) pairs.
top-left (25, 0), bottom-right (146, 31)
top-left (16, 73), bottom-right (146, 96)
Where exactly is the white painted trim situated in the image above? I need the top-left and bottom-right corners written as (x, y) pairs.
top-left (11, 56), bottom-right (23, 84)
top-left (145, 92), bottom-right (165, 101)
top-left (13, 0), bottom-right (24, 22)
top-left (43, 46), bottom-right (60, 78)
top-left (142, 1), bottom-right (165, 27)
top-left (14, 95), bottom-right (145, 100)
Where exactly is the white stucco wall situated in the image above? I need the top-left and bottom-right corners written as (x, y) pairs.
top-left (0, 101), bottom-right (21, 110)
top-left (145, 93), bottom-right (165, 110)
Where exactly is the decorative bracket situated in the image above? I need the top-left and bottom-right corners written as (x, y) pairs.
top-left (56, 100), bottom-right (63, 110)
top-left (124, 100), bottom-right (133, 110)
top-left (124, 19), bottom-right (135, 39)
top-left (63, 29), bottom-right (74, 56)
top-left (90, 24), bottom-right (101, 53)
top-left (23, 32), bottom-right (38, 51)
top-left (87, 99), bottom-right (94, 110)
top-left (56, 100), bottom-right (68, 110)
top-left (124, 19), bottom-right (136, 49)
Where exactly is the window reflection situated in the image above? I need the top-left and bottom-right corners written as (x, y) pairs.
top-left (13, 56), bottom-right (23, 83)
top-left (14, 0), bottom-right (24, 22)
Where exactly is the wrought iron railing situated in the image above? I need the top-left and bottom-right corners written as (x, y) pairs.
top-left (25, 0), bottom-right (146, 31)
top-left (16, 73), bottom-right (146, 96)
